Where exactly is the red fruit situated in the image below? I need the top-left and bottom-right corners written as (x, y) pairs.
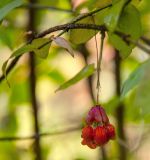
top-left (86, 105), bottom-right (109, 125)
top-left (81, 105), bottom-right (115, 149)
top-left (99, 107), bottom-right (109, 125)
top-left (86, 106), bottom-right (102, 125)
top-left (106, 124), bottom-right (115, 140)
top-left (86, 142), bottom-right (97, 149)
top-left (94, 126), bottom-right (108, 146)
top-left (81, 126), bottom-right (97, 149)
top-left (81, 126), bottom-right (93, 140)
top-left (81, 139), bottom-right (97, 149)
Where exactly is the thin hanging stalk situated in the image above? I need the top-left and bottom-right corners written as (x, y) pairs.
top-left (96, 31), bottom-right (105, 104)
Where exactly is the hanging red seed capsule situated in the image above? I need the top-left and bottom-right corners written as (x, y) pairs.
top-left (106, 124), bottom-right (115, 140)
top-left (82, 105), bottom-right (115, 149)
top-left (99, 106), bottom-right (109, 125)
top-left (81, 126), bottom-right (93, 140)
top-left (86, 105), bottom-right (109, 125)
top-left (81, 126), bottom-right (97, 149)
top-left (94, 126), bottom-right (108, 146)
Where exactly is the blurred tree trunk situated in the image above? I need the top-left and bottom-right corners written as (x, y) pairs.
top-left (27, 0), bottom-right (42, 160)
top-left (114, 50), bottom-right (127, 160)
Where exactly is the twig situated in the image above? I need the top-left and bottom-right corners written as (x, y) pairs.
top-left (0, 4), bottom-right (111, 83)
top-left (0, 126), bottom-right (81, 142)
top-left (140, 36), bottom-right (150, 46)
top-left (0, 23), bottom-right (106, 84)
top-left (115, 31), bottom-right (150, 54)
top-left (134, 41), bottom-right (150, 54)
top-left (1, 23), bottom-right (150, 84)
top-left (36, 23), bottom-right (106, 38)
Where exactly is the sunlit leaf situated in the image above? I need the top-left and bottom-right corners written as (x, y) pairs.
top-left (2, 38), bottom-right (51, 82)
top-left (108, 4), bottom-right (142, 58)
top-left (112, 0), bottom-right (120, 4)
top-left (31, 38), bottom-right (51, 58)
top-left (55, 64), bottom-right (95, 92)
top-left (9, 38), bottom-right (51, 59)
top-left (138, 0), bottom-right (150, 14)
top-left (48, 69), bottom-right (66, 84)
top-left (70, 16), bottom-right (96, 44)
top-left (110, 34), bottom-right (130, 58)
top-left (0, 0), bottom-right (23, 22)
top-left (52, 37), bottom-right (74, 57)
top-left (2, 59), bottom-right (10, 87)
top-left (0, 26), bottom-right (13, 49)
top-left (121, 59), bottom-right (150, 98)
top-left (125, 64), bottom-right (150, 122)
top-left (87, 0), bottom-right (112, 10)
top-left (104, 0), bottom-right (126, 32)
top-left (124, 91), bottom-right (144, 122)
top-left (135, 66), bottom-right (150, 117)
top-left (118, 4), bottom-right (142, 40)
top-left (94, 7), bottom-right (110, 25)
top-left (131, 0), bottom-right (142, 6)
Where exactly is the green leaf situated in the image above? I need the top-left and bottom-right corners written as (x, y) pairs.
top-left (124, 91), bottom-right (143, 122)
top-left (118, 4), bottom-right (142, 40)
top-left (70, 16), bottom-right (96, 44)
top-left (0, 0), bottom-right (23, 22)
top-left (2, 38), bottom-right (51, 83)
top-left (48, 69), bottom-right (66, 84)
top-left (2, 59), bottom-right (10, 86)
top-left (0, 26), bottom-right (13, 49)
top-left (9, 81), bottom-right (30, 105)
top-left (9, 38), bottom-right (51, 59)
top-left (104, 0), bottom-right (126, 32)
top-left (121, 59), bottom-right (150, 98)
top-left (103, 96), bottom-right (120, 114)
top-left (125, 63), bottom-right (150, 122)
top-left (139, 0), bottom-right (150, 14)
top-left (112, 0), bottom-right (120, 4)
top-left (55, 64), bottom-right (95, 92)
top-left (131, 0), bottom-right (142, 6)
top-left (108, 4), bottom-right (142, 58)
top-left (135, 74), bottom-right (150, 118)
top-left (87, 0), bottom-right (112, 10)
top-left (31, 38), bottom-right (51, 58)
top-left (94, 7), bottom-right (110, 25)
